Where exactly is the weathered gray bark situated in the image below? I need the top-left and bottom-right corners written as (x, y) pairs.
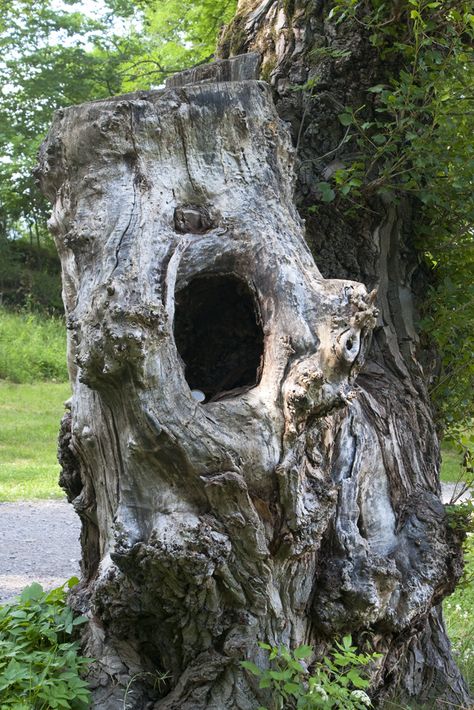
top-left (217, 1), bottom-right (471, 707)
top-left (37, 35), bottom-right (469, 710)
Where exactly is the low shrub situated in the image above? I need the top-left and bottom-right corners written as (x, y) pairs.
top-left (241, 636), bottom-right (380, 709)
top-left (0, 578), bottom-right (90, 709)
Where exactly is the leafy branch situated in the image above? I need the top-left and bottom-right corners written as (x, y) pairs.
top-left (307, 0), bottom-right (474, 431)
top-left (241, 636), bottom-right (381, 709)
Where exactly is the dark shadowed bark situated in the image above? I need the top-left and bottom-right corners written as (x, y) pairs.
top-left (37, 5), bottom-right (470, 708)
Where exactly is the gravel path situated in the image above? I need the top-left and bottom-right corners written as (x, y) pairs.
top-left (0, 485), bottom-right (469, 604)
top-left (441, 482), bottom-right (471, 505)
top-left (0, 500), bottom-right (81, 604)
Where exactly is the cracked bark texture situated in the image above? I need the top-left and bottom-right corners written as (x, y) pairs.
top-left (38, 32), bottom-right (468, 710)
top-left (217, 1), bottom-right (471, 708)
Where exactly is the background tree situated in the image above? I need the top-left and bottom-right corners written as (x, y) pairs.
top-left (115, 0), bottom-right (237, 88)
top-left (218, 0), bottom-right (474, 434)
top-left (216, 0), bottom-right (474, 701)
top-left (0, 0), bottom-right (143, 309)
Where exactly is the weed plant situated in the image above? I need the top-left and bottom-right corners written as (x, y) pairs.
top-left (444, 534), bottom-right (474, 693)
top-left (0, 578), bottom-right (90, 709)
top-left (242, 636), bottom-right (380, 709)
top-left (0, 307), bottom-right (67, 383)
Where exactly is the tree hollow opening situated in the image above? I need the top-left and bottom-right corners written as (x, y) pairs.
top-left (174, 275), bottom-right (264, 402)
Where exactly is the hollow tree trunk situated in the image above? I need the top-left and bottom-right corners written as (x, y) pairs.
top-left (217, 1), bottom-right (471, 707)
top-left (38, 36), bottom-right (469, 710)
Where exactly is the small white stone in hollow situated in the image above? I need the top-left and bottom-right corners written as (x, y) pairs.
top-left (191, 389), bottom-right (205, 403)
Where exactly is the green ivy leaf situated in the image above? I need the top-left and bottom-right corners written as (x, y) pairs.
top-left (367, 84), bottom-right (386, 93)
top-left (241, 661), bottom-right (262, 676)
top-left (294, 645), bottom-right (312, 659)
top-left (347, 669), bottom-right (370, 688)
top-left (283, 681), bottom-right (300, 695)
top-left (20, 582), bottom-right (44, 602)
top-left (338, 112), bottom-right (352, 126)
top-left (316, 182), bottom-right (336, 203)
top-left (269, 669), bottom-right (293, 681)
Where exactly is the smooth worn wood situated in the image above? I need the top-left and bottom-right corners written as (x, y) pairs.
top-left (38, 47), bottom-right (468, 709)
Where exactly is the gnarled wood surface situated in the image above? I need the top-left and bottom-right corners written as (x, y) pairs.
top-left (218, 1), bottom-right (472, 705)
top-left (38, 52), bottom-right (469, 709)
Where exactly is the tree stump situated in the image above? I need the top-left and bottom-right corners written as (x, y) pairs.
top-left (38, 56), bottom-right (468, 709)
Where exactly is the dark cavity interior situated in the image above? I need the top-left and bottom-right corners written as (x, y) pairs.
top-left (174, 275), bottom-right (264, 402)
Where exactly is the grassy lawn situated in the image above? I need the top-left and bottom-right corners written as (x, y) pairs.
top-left (0, 381), bottom-right (70, 502)
top-left (444, 535), bottom-right (474, 693)
top-left (440, 447), bottom-right (462, 482)
top-left (0, 307), bottom-right (67, 383)
top-left (440, 445), bottom-right (471, 483)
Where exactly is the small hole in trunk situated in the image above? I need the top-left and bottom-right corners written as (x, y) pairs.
top-left (174, 275), bottom-right (264, 402)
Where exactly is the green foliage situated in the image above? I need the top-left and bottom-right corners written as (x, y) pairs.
top-left (312, 1), bottom-right (474, 431)
top-left (0, 307), bottom-right (67, 383)
top-left (444, 534), bottom-right (474, 691)
top-left (0, 239), bottom-right (62, 313)
top-left (118, 0), bottom-right (237, 92)
top-left (0, 577), bottom-right (90, 709)
top-left (446, 499), bottom-right (474, 542)
top-left (0, 0), bottom-right (235, 310)
top-left (422, 250), bottom-right (474, 430)
top-left (0, 0), bottom-right (149, 247)
top-left (241, 637), bottom-right (380, 709)
top-left (444, 434), bottom-right (474, 543)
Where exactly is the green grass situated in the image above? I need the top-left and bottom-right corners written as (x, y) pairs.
top-left (0, 307), bottom-right (67, 383)
top-left (440, 433), bottom-right (473, 483)
top-left (440, 446), bottom-right (465, 483)
top-left (444, 534), bottom-right (474, 693)
top-left (0, 381), bottom-right (70, 501)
